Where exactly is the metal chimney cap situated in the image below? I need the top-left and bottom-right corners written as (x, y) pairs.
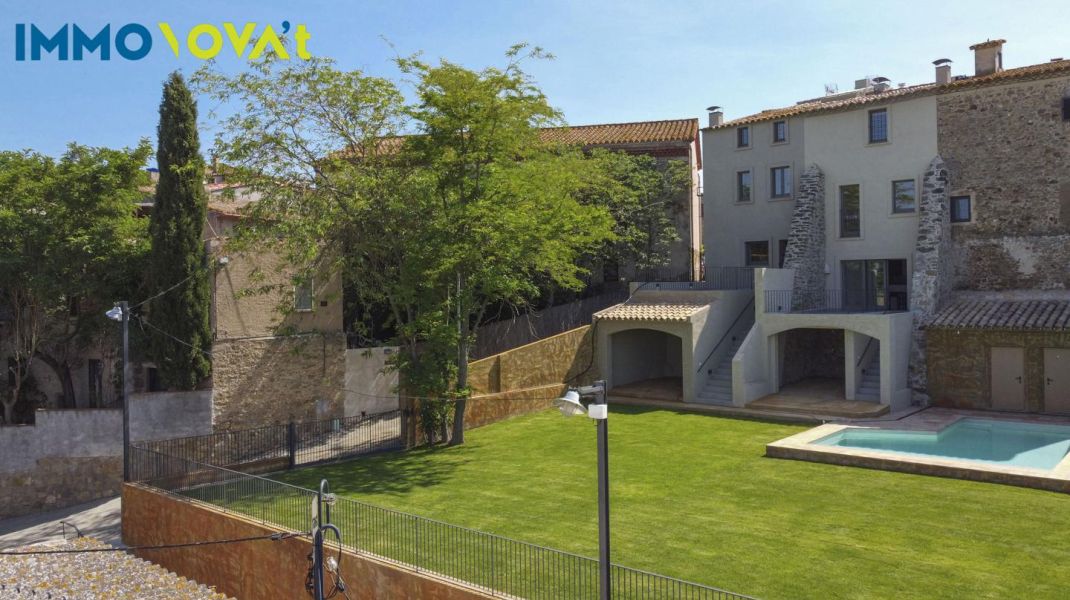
top-left (872, 76), bottom-right (891, 83)
top-left (933, 58), bottom-right (953, 66)
top-left (706, 105), bottom-right (722, 112)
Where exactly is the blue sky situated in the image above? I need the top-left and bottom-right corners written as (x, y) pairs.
top-left (1, 0), bottom-right (1066, 157)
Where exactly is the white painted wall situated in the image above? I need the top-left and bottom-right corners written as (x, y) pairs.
top-left (803, 96), bottom-right (937, 291)
top-left (344, 347), bottom-right (399, 417)
top-left (701, 118), bottom-right (803, 270)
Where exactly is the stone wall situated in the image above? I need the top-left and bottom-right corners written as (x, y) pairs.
top-left (908, 156), bottom-right (953, 400)
top-left (463, 325), bottom-right (598, 431)
top-left (780, 329), bottom-right (844, 385)
top-left (129, 390), bottom-right (213, 442)
top-left (782, 165), bottom-right (826, 309)
top-left (0, 410), bottom-right (123, 520)
top-left (210, 333), bottom-right (346, 429)
top-left (122, 484), bottom-right (493, 600)
top-left (937, 76), bottom-right (1070, 290)
top-left (926, 328), bottom-right (1070, 411)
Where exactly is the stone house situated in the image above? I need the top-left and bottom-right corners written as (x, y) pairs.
top-left (592, 38), bottom-right (1069, 416)
top-left (539, 119), bottom-right (703, 282)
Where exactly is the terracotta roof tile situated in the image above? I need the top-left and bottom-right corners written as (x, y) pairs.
top-left (595, 301), bottom-right (706, 322)
top-left (712, 59), bottom-right (1070, 130)
top-left (927, 300), bottom-right (1070, 331)
top-left (539, 119), bottom-right (698, 146)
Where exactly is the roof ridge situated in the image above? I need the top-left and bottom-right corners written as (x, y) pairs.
top-left (549, 117), bottom-right (698, 130)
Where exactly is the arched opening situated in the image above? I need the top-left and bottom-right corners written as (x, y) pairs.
top-left (608, 328), bottom-right (683, 401)
top-left (779, 328), bottom-right (845, 398)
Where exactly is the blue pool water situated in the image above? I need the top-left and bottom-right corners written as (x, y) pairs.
top-left (815, 418), bottom-right (1070, 471)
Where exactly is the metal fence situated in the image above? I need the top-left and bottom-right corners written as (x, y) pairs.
top-left (764, 289), bottom-right (909, 314)
top-left (472, 285), bottom-right (629, 360)
top-left (128, 447), bottom-right (755, 600)
top-left (136, 409), bottom-right (403, 473)
top-left (637, 267), bottom-right (755, 291)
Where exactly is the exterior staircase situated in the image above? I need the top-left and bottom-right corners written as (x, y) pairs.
top-left (856, 348), bottom-right (881, 401)
top-left (697, 336), bottom-right (746, 405)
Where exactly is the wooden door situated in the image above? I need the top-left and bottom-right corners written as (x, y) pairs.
top-left (990, 347), bottom-right (1025, 411)
top-left (1043, 348), bottom-right (1070, 414)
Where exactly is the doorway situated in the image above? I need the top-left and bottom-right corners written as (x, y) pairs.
top-left (990, 347), bottom-right (1026, 411)
top-left (841, 259), bottom-right (908, 311)
top-left (1043, 348), bottom-right (1070, 414)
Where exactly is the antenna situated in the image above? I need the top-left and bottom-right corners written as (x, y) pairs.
top-left (824, 83), bottom-right (838, 95)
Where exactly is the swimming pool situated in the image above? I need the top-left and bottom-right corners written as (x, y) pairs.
top-left (815, 418), bottom-right (1070, 471)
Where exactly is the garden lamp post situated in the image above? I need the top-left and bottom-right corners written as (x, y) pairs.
top-left (554, 380), bottom-right (610, 600)
top-left (105, 301), bottom-right (130, 481)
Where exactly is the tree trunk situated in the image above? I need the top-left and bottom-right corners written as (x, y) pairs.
top-left (35, 352), bottom-right (76, 409)
top-left (450, 272), bottom-right (469, 446)
top-left (2, 397), bottom-right (14, 425)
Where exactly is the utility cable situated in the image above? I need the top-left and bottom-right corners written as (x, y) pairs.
top-left (0, 531), bottom-right (300, 556)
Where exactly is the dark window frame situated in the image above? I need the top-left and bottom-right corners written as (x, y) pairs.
top-left (773, 120), bottom-right (788, 143)
top-left (1062, 94), bottom-right (1070, 121)
top-left (736, 126), bottom-right (750, 148)
top-left (770, 166), bottom-right (792, 199)
top-left (294, 280), bottom-right (315, 312)
top-left (736, 170), bottom-right (752, 203)
top-left (744, 241), bottom-right (770, 267)
top-left (868, 108), bottom-right (889, 144)
top-left (778, 239), bottom-right (789, 268)
top-left (891, 179), bottom-right (917, 214)
top-left (840, 184), bottom-right (862, 238)
top-left (950, 194), bottom-right (972, 223)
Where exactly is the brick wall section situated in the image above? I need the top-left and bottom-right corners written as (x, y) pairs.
top-left (782, 164), bottom-right (826, 309)
top-left (937, 76), bottom-right (1070, 290)
top-left (908, 156), bottom-right (953, 400)
top-left (926, 329), bottom-right (1070, 411)
top-left (211, 333), bottom-right (345, 429)
top-left (121, 484), bottom-right (493, 600)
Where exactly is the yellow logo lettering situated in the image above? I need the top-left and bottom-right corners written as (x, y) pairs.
top-left (248, 25), bottom-right (289, 60)
top-left (187, 24), bottom-right (223, 59)
top-left (222, 22), bottom-right (256, 58)
top-left (157, 23), bottom-right (180, 57)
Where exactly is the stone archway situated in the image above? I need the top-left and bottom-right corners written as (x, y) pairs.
top-left (608, 328), bottom-right (684, 401)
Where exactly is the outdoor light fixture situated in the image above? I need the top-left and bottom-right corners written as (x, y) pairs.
top-left (555, 380), bottom-right (610, 600)
top-left (105, 305), bottom-right (124, 321)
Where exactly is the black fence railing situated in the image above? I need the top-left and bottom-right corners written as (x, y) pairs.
top-left (764, 289), bottom-right (909, 314)
top-left (128, 447), bottom-right (755, 600)
top-left (136, 409), bottom-right (403, 473)
top-left (636, 267), bottom-right (755, 291)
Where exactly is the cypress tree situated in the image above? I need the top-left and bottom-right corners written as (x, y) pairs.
top-left (148, 72), bottom-right (212, 389)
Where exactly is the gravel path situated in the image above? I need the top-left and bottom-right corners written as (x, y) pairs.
top-left (0, 537), bottom-right (231, 599)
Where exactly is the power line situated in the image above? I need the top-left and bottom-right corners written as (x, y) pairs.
top-left (129, 271), bottom-right (198, 310)
top-left (0, 531), bottom-right (301, 556)
top-left (135, 315), bottom-right (213, 357)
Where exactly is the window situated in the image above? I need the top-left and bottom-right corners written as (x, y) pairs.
top-left (736, 170), bottom-right (752, 203)
top-left (146, 367), bottom-right (164, 392)
top-left (770, 166), bottom-right (792, 198)
top-left (773, 120), bottom-right (787, 143)
top-left (1062, 93), bottom-right (1070, 121)
top-left (737, 126), bottom-right (750, 148)
top-left (295, 280), bottom-right (314, 311)
top-left (950, 195), bottom-right (972, 223)
top-left (842, 259), bottom-right (909, 311)
top-left (778, 239), bottom-right (789, 268)
top-left (840, 184), bottom-right (861, 238)
top-left (744, 241), bottom-right (770, 267)
top-left (892, 179), bottom-right (916, 213)
top-left (868, 108), bottom-right (888, 143)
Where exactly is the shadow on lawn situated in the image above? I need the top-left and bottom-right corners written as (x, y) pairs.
top-left (278, 443), bottom-right (479, 496)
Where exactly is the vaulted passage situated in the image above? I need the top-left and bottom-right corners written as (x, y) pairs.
top-left (608, 328), bottom-right (683, 402)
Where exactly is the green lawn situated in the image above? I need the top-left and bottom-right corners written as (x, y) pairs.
top-left (246, 407), bottom-right (1069, 599)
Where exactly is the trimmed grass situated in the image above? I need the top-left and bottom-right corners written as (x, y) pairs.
top-left (262, 407), bottom-right (1069, 599)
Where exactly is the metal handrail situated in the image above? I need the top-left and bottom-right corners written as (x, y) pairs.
top-left (696, 298), bottom-right (754, 374)
top-left (855, 337), bottom-right (876, 369)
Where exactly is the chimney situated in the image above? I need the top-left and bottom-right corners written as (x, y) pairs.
top-left (872, 76), bottom-right (891, 92)
top-left (933, 58), bottom-right (952, 84)
top-left (970, 39), bottom-right (1006, 76)
top-left (706, 106), bottom-right (724, 128)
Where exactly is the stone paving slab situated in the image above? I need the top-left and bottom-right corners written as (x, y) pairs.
top-left (0, 496), bottom-right (121, 551)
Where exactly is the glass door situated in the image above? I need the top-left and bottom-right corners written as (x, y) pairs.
top-left (841, 259), bottom-right (908, 311)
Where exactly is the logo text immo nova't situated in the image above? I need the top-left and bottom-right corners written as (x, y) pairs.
top-left (14, 21), bottom-right (311, 61)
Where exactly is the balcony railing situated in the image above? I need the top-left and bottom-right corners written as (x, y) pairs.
top-left (637, 267), bottom-right (755, 291)
top-left (764, 289), bottom-right (909, 314)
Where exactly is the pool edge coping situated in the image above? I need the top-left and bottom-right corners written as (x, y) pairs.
top-left (767, 419), bottom-right (1070, 493)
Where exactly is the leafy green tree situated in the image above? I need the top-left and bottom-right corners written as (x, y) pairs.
top-left (0, 143), bottom-right (152, 423)
top-left (148, 72), bottom-right (212, 390)
top-left (195, 47), bottom-right (613, 444)
top-left (580, 149), bottom-right (687, 278)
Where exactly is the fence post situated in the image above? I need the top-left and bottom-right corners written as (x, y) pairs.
top-left (287, 421), bottom-right (297, 469)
